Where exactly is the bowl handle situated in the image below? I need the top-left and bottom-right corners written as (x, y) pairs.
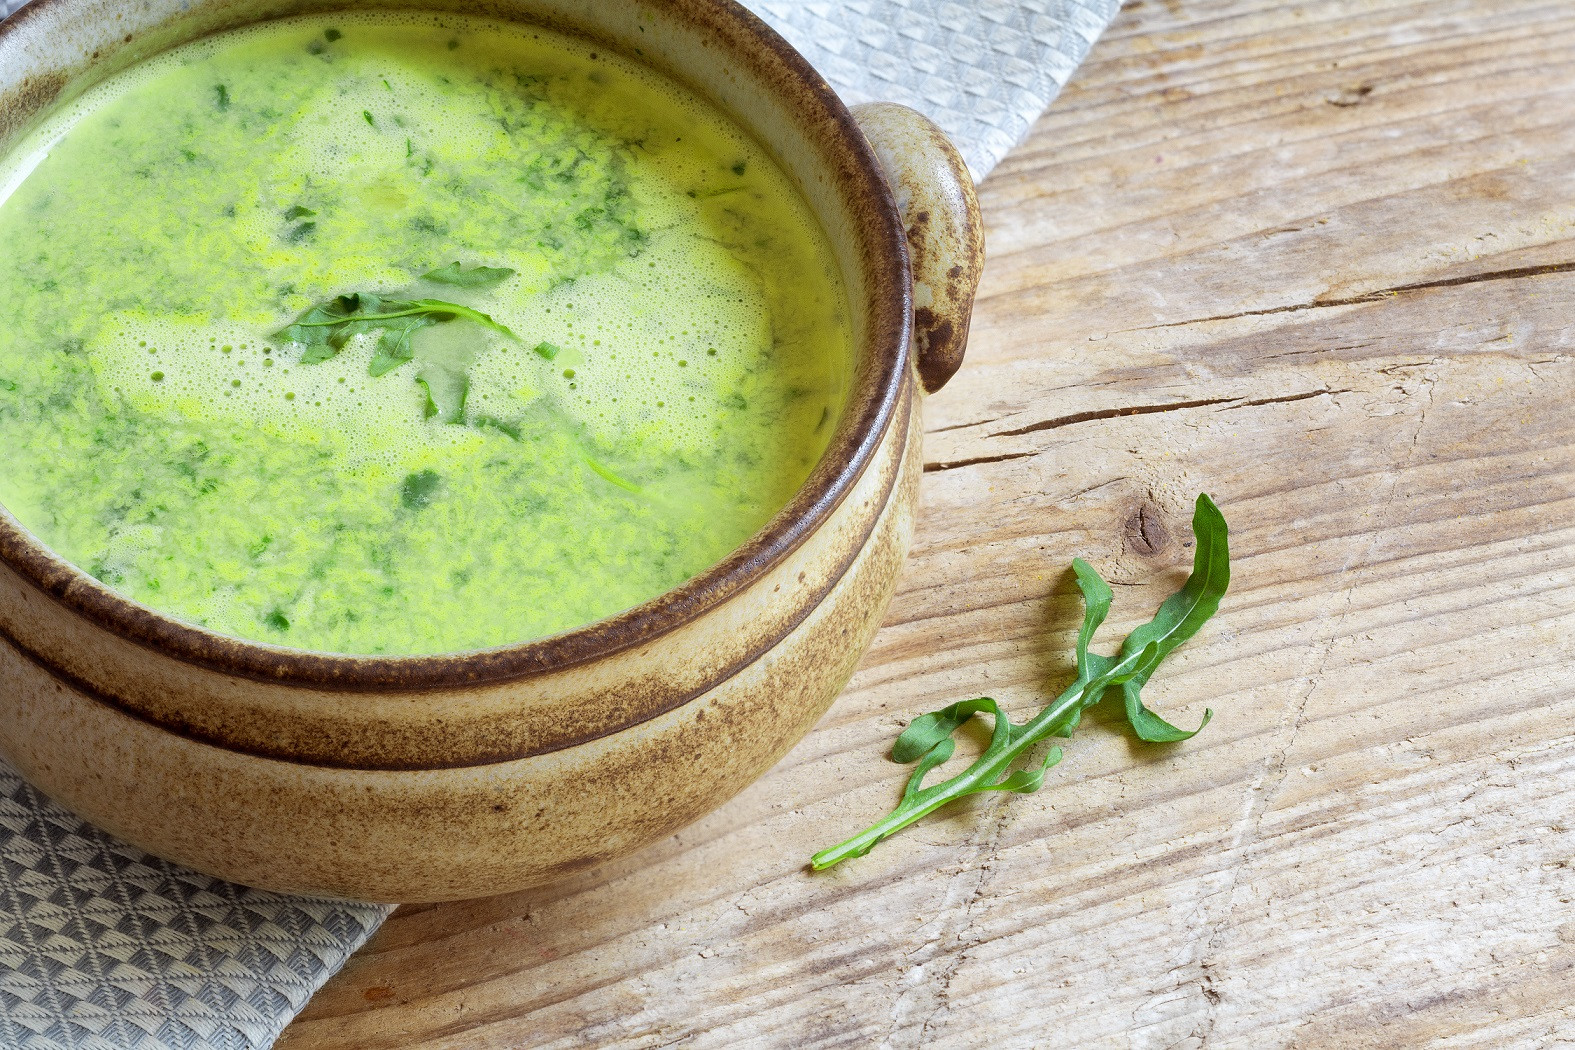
top-left (852, 102), bottom-right (985, 395)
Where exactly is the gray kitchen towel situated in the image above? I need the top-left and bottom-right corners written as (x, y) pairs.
top-left (0, 770), bottom-right (390, 1049)
top-left (0, 1), bottom-right (1118, 1047)
top-left (755, 0), bottom-right (1119, 176)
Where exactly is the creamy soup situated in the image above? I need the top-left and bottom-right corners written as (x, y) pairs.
top-left (0, 13), bottom-right (851, 655)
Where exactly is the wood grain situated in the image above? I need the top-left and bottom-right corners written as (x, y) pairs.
top-left (279, 0), bottom-right (1575, 1045)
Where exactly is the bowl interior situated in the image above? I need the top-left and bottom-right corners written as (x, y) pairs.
top-left (0, 0), bottom-right (911, 687)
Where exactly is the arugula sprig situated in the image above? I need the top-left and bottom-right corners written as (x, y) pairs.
top-left (810, 493), bottom-right (1229, 871)
top-left (272, 292), bottom-right (518, 377)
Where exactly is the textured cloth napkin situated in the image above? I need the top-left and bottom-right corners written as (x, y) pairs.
top-left (0, 1), bottom-right (1117, 1046)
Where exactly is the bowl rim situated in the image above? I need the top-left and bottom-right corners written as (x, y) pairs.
top-left (0, 0), bottom-right (913, 692)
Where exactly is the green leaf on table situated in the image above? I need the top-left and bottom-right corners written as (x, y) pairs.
top-left (900, 737), bottom-right (956, 804)
top-left (1043, 558), bottom-right (1118, 740)
top-left (985, 746), bottom-right (1063, 794)
top-left (893, 696), bottom-right (1007, 764)
top-left (1116, 494), bottom-right (1228, 742)
top-left (809, 493), bottom-right (1232, 871)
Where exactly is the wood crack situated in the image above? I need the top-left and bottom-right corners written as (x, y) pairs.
top-left (924, 390), bottom-right (1344, 475)
top-left (1124, 261), bottom-right (1575, 333)
top-left (922, 450), bottom-right (1037, 474)
top-left (1219, 387), bottom-right (1351, 410)
top-left (1390, 260), bottom-right (1575, 293)
top-left (992, 397), bottom-right (1239, 437)
top-left (928, 417), bottom-right (992, 435)
top-left (991, 389), bottom-right (1343, 439)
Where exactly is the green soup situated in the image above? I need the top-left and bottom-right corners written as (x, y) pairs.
top-left (0, 14), bottom-right (851, 655)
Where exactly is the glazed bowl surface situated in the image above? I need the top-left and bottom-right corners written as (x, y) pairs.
top-left (0, 0), bottom-right (981, 900)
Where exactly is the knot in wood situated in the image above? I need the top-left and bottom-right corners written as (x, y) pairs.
top-left (1123, 503), bottom-right (1172, 559)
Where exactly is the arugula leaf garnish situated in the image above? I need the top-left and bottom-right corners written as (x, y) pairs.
top-left (414, 363), bottom-right (469, 424)
top-left (272, 292), bottom-right (518, 377)
top-left (400, 469), bottom-right (441, 510)
top-left (810, 493), bottom-right (1229, 871)
top-left (581, 452), bottom-right (641, 494)
top-left (473, 414), bottom-right (523, 440)
top-left (423, 262), bottom-right (516, 288)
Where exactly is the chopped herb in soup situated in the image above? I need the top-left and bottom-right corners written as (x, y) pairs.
top-left (0, 14), bottom-right (851, 655)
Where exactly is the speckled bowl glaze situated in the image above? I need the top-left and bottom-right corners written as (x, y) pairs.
top-left (0, 0), bottom-right (983, 901)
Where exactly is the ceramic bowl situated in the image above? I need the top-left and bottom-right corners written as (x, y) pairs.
top-left (0, 0), bottom-right (983, 901)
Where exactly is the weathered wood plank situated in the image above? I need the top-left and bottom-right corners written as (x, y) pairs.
top-left (279, 0), bottom-right (1575, 1045)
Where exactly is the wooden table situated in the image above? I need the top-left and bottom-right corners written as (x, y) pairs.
top-left (280, 0), bottom-right (1575, 1045)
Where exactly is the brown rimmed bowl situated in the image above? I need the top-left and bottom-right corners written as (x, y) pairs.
top-left (0, 0), bottom-right (983, 901)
